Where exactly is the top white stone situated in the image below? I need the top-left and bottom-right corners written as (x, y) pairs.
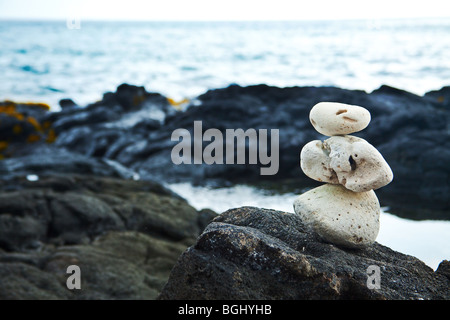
top-left (309, 102), bottom-right (371, 136)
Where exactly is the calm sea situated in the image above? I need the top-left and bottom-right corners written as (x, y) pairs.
top-left (1, 18), bottom-right (450, 109)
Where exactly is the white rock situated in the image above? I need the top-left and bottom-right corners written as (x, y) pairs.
top-left (300, 135), bottom-right (393, 192)
top-left (293, 184), bottom-right (380, 248)
top-left (309, 102), bottom-right (371, 136)
top-left (300, 140), bottom-right (339, 184)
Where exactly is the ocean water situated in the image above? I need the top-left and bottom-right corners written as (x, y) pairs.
top-left (1, 18), bottom-right (450, 109)
top-left (167, 183), bottom-right (450, 271)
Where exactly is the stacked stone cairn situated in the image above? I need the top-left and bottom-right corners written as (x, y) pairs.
top-left (293, 102), bottom-right (393, 248)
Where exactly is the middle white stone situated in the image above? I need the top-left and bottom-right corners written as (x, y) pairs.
top-left (300, 135), bottom-right (393, 192)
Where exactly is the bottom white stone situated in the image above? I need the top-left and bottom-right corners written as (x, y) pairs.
top-left (293, 184), bottom-right (380, 248)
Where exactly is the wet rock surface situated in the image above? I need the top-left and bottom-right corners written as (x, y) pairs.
top-left (158, 207), bottom-right (450, 300)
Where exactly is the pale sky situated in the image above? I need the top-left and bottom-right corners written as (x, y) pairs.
top-left (0, 0), bottom-right (449, 21)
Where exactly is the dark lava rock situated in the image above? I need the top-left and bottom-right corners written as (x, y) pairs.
top-left (0, 174), bottom-right (209, 249)
top-left (166, 85), bottom-right (447, 219)
top-left (0, 174), bottom-right (217, 299)
top-left (0, 145), bottom-right (137, 181)
top-left (158, 207), bottom-right (450, 300)
top-left (2, 83), bottom-right (449, 219)
top-left (59, 99), bottom-right (78, 110)
top-left (0, 231), bottom-right (190, 299)
top-left (424, 86), bottom-right (450, 108)
top-left (48, 83), bottom-right (449, 219)
top-left (0, 101), bottom-right (53, 148)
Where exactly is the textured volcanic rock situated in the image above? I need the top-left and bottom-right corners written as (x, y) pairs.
top-left (0, 174), bottom-right (217, 299)
top-left (158, 207), bottom-right (449, 300)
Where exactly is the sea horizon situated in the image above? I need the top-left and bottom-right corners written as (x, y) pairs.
top-left (1, 17), bottom-right (450, 109)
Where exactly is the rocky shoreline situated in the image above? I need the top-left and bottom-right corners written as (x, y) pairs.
top-left (0, 83), bottom-right (449, 299)
top-left (3, 83), bottom-right (448, 219)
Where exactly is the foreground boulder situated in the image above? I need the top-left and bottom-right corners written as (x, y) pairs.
top-left (0, 174), bottom-right (217, 299)
top-left (0, 231), bottom-right (189, 299)
top-left (158, 207), bottom-right (449, 300)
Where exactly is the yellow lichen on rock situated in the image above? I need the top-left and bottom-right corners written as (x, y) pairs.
top-left (27, 134), bottom-right (41, 143)
top-left (0, 103), bottom-right (16, 114)
top-left (0, 104), bottom-right (24, 120)
top-left (21, 101), bottom-right (51, 111)
top-left (167, 97), bottom-right (189, 110)
top-left (45, 129), bottom-right (57, 143)
top-left (42, 121), bottom-right (52, 130)
top-left (13, 124), bottom-right (23, 134)
top-left (27, 116), bottom-right (42, 132)
top-left (132, 94), bottom-right (146, 106)
top-left (1, 100), bottom-right (57, 145)
top-left (0, 141), bottom-right (8, 151)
